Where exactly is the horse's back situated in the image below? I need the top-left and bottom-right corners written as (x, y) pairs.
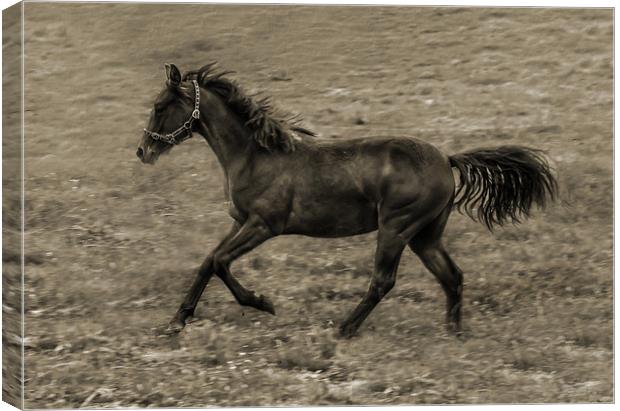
top-left (295, 136), bottom-right (453, 201)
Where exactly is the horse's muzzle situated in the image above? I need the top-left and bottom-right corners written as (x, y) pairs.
top-left (136, 146), bottom-right (157, 164)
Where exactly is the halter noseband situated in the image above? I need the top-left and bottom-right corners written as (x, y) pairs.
top-left (143, 79), bottom-right (200, 146)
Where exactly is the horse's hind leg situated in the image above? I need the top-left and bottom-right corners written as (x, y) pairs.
top-left (409, 205), bottom-right (464, 335)
top-left (339, 228), bottom-right (406, 338)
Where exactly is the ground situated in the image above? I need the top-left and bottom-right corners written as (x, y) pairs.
top-left (2, 4), bottom-right (613, 407)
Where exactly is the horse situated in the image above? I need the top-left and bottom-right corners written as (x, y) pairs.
top-left (137, 63), bottom-right (557, 338)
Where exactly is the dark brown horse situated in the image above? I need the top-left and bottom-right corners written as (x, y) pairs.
top-left (137, 63), bottom-right (557, 338)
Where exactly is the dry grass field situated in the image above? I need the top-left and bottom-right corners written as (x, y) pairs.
top-left (2, 3), bottom-right (613, 407)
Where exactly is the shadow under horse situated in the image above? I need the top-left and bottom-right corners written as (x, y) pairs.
top-left (137, 63), bottom-right (557, 338)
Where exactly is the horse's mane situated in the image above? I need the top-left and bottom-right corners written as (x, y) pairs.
top-left (182, 62), bottom-right (315, 153)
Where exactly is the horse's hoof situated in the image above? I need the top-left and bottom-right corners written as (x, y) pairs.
top-left (446, 322), bottom-right (463, 338)
top-left (337, 325), bottom-right (357, 339)
top-left (259, 295), bottom-right (276, 315)
top-left (164, 319), bottom-right (185, 335)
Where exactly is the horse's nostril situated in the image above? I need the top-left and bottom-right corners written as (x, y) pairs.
top-left (136, 147), bottom-right (144, 159)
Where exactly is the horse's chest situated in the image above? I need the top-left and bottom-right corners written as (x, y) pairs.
top-left (224, 178), bottom-right (247, 221)
top-left (226, 186), bottom-right (249, 221)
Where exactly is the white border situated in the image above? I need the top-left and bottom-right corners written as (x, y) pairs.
top-left (0, 1), bottom-right (616, 411)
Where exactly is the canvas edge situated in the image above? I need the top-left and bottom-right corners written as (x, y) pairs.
top-left (2, 1), bottom-right (24, 409)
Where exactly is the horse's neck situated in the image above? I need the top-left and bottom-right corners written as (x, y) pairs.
top-left (197, 91), bottom-right (255, 175)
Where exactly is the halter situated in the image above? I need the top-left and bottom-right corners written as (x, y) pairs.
top-left (143, 79), bottom-right (200, 145)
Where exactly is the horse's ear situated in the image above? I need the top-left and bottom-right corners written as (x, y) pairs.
top-left (164, 63), bottom-right (182, 86)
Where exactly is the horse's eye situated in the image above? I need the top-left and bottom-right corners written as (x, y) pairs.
top-left (154, 104), bottom-right (165, 114)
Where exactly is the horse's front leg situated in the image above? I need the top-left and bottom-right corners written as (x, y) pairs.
top-left (211, 215), bottom-right (275, 315)
top-left (166, 223), bottom-right (241, 334)
top-left (166, 216), bottom-right (274, 334)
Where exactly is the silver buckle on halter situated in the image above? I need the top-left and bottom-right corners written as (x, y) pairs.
top-left (192, 109), bottom-right (200, 119)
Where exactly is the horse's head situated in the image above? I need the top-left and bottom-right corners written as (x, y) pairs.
top-left (137, 63), bottom-right (200, 164)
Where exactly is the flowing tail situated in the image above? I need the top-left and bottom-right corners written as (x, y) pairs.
top-left (449, 146), bottom-right (558, 230)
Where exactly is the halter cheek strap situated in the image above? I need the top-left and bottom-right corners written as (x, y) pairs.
top-left (143, 80), bottom-right (200, 146)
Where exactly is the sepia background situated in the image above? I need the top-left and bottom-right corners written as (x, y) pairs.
top-left (2, 3), bottom-right (613, 407)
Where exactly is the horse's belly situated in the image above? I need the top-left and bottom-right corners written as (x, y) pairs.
top-left (283, 199), bottom-right (378, 237)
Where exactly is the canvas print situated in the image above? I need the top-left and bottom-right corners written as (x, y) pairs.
top-left (2, 1), bottom-right (613, 408)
